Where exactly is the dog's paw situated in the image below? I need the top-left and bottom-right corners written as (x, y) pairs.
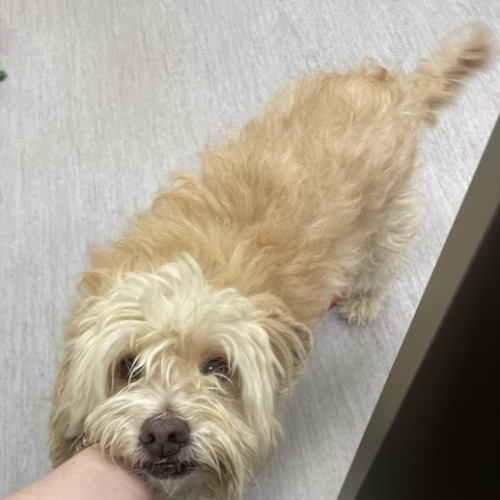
top-left (337, 291), bottom-right (386, 326)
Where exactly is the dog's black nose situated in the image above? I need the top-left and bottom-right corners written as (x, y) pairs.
top-left (140, 416), bottom-right (190, 458)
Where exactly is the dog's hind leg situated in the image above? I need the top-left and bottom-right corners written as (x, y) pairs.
top-left (337, 26), bottom-right (492, 325)
top-left (337, 182), bottom-right (420, 325)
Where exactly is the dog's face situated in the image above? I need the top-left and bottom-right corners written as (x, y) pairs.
top-left (52, 255), bottom-right (312, 499)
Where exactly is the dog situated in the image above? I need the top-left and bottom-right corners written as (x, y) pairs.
top-left (49, 25), bottom-right (491, 499)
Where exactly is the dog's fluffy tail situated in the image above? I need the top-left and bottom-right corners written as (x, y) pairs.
top-left (410, 24), bottom-right (492, 124)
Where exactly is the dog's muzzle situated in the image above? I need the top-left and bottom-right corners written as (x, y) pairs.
top-left (140, 415), bottom-right (195, 479)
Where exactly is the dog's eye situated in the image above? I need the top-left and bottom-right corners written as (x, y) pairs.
top-left (120, 357), bottom-right (142, 383)
top-left (202, 358), bottom-right (229, 377)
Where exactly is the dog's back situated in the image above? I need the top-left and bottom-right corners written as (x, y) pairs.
top-left (198, 25), bottom-right (493, 325)
top-left (83, 25), bottom-right (492, 329)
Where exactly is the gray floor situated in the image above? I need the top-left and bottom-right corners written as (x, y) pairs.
top-left (0, 1), bottom-right (499, 498)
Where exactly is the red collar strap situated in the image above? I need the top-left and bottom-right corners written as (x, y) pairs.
top-left (328, 296), bottom-right (339, 310)
top-left (319, 296), bottom-right (339, 317)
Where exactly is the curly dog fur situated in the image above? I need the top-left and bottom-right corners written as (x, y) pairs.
top-left (50, 26), bottom-right (491, 499)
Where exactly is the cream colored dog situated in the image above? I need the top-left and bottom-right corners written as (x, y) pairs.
top-left (50, 26), bottom-right (491, 499)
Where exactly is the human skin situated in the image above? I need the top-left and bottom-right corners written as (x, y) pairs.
top-left (4, 446), bottom-right (151, 500)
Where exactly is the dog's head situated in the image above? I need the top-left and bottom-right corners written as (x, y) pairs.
top-left (50, 255), bottom-right (312, 498)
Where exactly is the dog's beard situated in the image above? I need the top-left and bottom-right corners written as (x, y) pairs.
top-left (85, 379), bottom-right (278, 499)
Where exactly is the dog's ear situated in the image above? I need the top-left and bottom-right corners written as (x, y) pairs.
top-left (49, 288), bottom-right (115, 466)
top-left (49, 353), bottom-right (75, 466)
top-left (259, 308), bottom-right (313, 393)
